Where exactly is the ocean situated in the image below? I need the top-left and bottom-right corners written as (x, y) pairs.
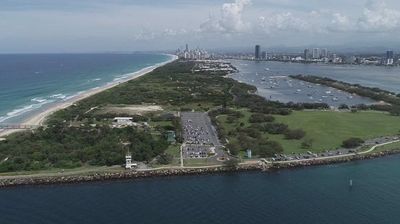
top-left (229, 60), bottom-right (400, 106)
top-left (0, 53), bottom-right (172, 124)
top-left (1, 155), bottom-right (400, 224)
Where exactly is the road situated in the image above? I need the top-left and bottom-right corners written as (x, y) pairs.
top-left (261, 139), bottom-right (400, 165)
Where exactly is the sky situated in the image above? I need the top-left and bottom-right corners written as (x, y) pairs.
top-left (2, 0), bottom-right (400, 53)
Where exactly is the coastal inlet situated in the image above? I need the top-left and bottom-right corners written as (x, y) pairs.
top-left (229, 59), bottom-right (382, 106)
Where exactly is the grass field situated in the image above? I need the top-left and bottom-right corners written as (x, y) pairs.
top-left (218, 110), bottom-right (400, 154)
top-left (375, 141), bottom-right (400, 152)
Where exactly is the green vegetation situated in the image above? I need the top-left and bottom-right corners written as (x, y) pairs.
top-left (0, 126), bottom-right (168, 172)
top-left (342, 138), bottom-right (364, 148)
top-left (375, 141), bottom-right (400, 152)
top-left (0, 59), bottom-right (283, 172)
top-left (2, 59), bottom-right (400, 173)
top-left (291, 75), bottom-right (400, 112)
top-left (217, 110), bottom-right (400, 155)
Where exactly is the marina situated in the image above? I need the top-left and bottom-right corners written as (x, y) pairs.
top-left (228, 60), bottom-right (394, 106)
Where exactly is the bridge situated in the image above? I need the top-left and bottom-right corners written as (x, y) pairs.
top-left (0, 124), bottom-right (40, 130)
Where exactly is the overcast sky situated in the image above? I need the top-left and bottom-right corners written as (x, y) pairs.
top-left (2, 0), bottom-right (400, 53)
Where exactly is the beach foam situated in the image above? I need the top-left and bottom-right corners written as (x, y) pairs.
top-left (0, 99), bottom-right (54, 123)
top-left (0, 53), bottom-right (177, 126)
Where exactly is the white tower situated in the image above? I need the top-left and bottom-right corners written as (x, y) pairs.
top-left (125, 153), bottom-right (132, 169)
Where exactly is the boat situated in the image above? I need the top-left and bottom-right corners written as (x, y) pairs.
top-left (265, 67), bottom-right (270, 71)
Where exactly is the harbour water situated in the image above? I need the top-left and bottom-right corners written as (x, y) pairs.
top-left (229, 60), bottom-right (400, 106)
top-left (1, 155), bottom-right (400, 224)
top-left (0, 53), bottom-right (172, 124)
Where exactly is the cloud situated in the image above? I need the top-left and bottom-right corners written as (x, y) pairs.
top-left (327, 13), bottom-right (353, 32)
top-left (199, 0), bottom-right (251, 33)
top-left (133, 28), bottom-right (188, 41)
top-left (357, 0), bottom-right (400, 32)
top-left (257, 12), bottom-right (309, 34)
top-left (129, 0), bottom-right (400, 48)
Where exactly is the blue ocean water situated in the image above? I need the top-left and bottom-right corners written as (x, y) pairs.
top-left (1, 155), bottom-right (400, 224)
top-left (0, 53), bottom-right (172, 124)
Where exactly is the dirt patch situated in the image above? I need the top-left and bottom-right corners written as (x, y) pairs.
top-left (101, 105), bottom-right (163, 115)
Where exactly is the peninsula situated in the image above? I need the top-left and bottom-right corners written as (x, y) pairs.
top-left (1, 58), bottom-right (400, 187)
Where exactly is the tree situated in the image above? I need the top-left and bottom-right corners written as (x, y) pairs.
top-left (301, 139), bottom-right (313, 149)
top-left (284, 129), bottom-right (306, 140)
top-left (258, 141), bottom-right (283, 158)
top-left (157, 153), bottom-right (174, 165)
top-left (249, 113), bottom-right (275, 123)
top-left (390, 106), bottom-right (400, 116)
top-left (342, 138), bottom-right (364, 148)
top-left (263, 123), bottom-right (288, 134)
top-left (223, 158), bottom-right (239, 168)
top-left (226, 142), bottom-right (240, 156)
top-left (338, 104), bottom-right (349, 110)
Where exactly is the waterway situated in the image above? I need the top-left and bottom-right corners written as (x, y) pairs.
top-left (229, 60), bottom-right (400, 106)
top-left (1, 155), bottom-right (400, 223)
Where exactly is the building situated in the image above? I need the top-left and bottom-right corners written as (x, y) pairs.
top-left (246, 149), bottom-right (252, 159)
top-left (166, 130), bottom-right (176, 144)
top-left (321, 48), bottom-right (328, 58)
top-left (261, 51), bottom-right (267, 60)
top-left (125, 152), bottom-right (137, 169)
top-left (113, 117), bottom-right (133, 126)
top-left (386, 50), bottom-right (394, 65)
top-left (255, 45), bottom-right (261, 60)
top-left (304, 49), bottom-right (310, 61)
top-left (312, 48), bottom-right (320, 59)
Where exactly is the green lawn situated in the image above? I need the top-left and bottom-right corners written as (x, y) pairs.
top-left (374, 141), bottom-right (400, 152)
top-left (275, 111), bottom-right (400, 153)
top-left (218, 110), bottom-right (400, 154)
top-left (165, 144), bottom-right (181, 157)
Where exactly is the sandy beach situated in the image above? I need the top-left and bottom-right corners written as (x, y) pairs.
top-left (0, 54), bottom-right (178, 137)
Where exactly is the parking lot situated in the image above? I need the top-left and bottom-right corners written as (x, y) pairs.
top-left (181, 112), bottom-right (221, 159)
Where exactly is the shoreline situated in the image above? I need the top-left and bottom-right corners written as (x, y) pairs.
top-left (0, 149), bottom-right (399, 188)
top-left (0, 54), bottom-right (178, 137)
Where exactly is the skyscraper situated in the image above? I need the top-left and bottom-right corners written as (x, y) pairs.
top-left (321, 48), bottom-right (328, 58)
top-left (312, 48), bottom-right (320, 59)
top-left (255, 45), bottom-right (261, 60)
top-left (261, 51), bottom-right (267, 60)
top-left (386, 50), bottom-right (394, 65)
top-left (185, 44), bottom-right (189, 52)
top-left (304, 49), bottom-right (310, 61)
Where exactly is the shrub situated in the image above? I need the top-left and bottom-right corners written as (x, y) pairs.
top-left (338, 104), bottom-right (349, 110)
top-left (258, 141), bottom-right (283, 158)
top-left (342, 138), bottom-right (364, 148)
top-left (301, 139), bottom-right (313, 149)
top-left (263, 123), bottom-right (288, 134)
top-left (157, 153), bottom-right (174, 165)
top-left (284, 129), bottom-right (306, 140)
top-left (223, 158), bottom-right (239, 168)
top-left (249, 113), bottom-right (275, 123)
top-left (226, 143), bottom-right (240, 156)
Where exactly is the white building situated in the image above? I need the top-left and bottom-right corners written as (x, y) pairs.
top-left (113, 117), bottom-right (133, 125)
top-left (125, 153), bottom-right (137, 169)
top-left (312, 48), bottom-right (320, 59)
